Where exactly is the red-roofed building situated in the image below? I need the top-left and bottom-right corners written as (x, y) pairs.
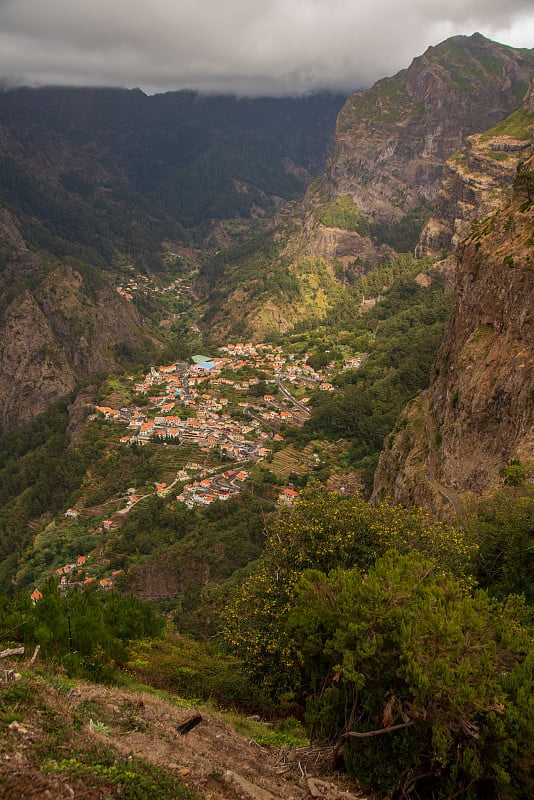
top-left (278, 488), bottom-right (299, 505)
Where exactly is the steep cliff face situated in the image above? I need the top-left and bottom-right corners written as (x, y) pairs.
top-left (326, 34), bottom-right (534, 225)
top-left (205, 35), bottom-right (534, 341)
top-left (0, 207), bottom-right (159, 433)
top-left (300, 34), bottom-right (534, 273)
top-left (417, 79), bottom-right (534, 257)
top-left (373, 142), bottom-right (534, 514)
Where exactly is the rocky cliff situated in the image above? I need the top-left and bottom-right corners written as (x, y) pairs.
top-left (372, 139), bottom-right (534, 515)
top-left (326, 34), bottom-right (534, 221)
top-left (0, 206), bottom-right (159, 433)
top-left (300, 34), bottom-right (534, 271)
top-left (204, 35), bottom-right (534, 341)
top-left (417, 78), bottom-right (534, 258)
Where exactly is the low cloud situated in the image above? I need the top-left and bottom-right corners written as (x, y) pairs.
top-left (0, 0), bottom-right (533, 95)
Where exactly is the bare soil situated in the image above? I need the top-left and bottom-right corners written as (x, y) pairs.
top-left (0, 681), bottom-right (372, 800)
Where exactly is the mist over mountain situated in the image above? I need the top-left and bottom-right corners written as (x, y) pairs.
top-left (0, 87), bottom-right (345, 259)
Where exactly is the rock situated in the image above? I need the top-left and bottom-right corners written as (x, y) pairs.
top-left (224, 770), bottom-right (278, 800)
top-left (7, 721), bottom-right (29, 735)
top-left (373, 141), bottom-right (534, 511)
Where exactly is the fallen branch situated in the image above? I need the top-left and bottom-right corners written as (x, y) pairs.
top-left (29, 645), bottom-right (40, 666)
top-left (0, 647), bottom-right (24, 659)
top-left (177, 714), bottom-right (202, 735)
top-left (345, 721), bottom-right (415, 738)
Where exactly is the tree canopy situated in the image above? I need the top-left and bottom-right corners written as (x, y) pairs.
top-left (288, 552), bottom-right (534, 799)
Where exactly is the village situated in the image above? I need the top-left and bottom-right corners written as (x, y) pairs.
top-left (94, 341), bottom-right (359, 495)
top-left (29, 341), bottom-right (364, 600)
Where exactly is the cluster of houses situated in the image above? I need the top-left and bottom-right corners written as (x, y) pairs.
top-left (29, 340), bottom-right (367, 605)
top-left (115, 268), bottom-right (196, 304)
top-left (30, 554), bottom-right (122, 603)
top-left (115, 270), bottom-right (151, 301)
top-left (94, 342), bottom-right (368, 495)
top-left (97, 401), bottom-right (273, 461)
top-left (177, 467), bottom-right (249, 507)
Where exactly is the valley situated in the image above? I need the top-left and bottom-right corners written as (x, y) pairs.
top-left (22, 336), bottom-right (369, 600)
top-left (0, 31), bottom-right (533, 800)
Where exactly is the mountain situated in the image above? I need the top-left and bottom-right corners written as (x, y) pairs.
top-left (417, 77), bottom-right (534, 259)
top-left (0, 87), bottom-right (345, 262)
top-left (325, 34), bottom-right (534, 224)
top-left (0, 206), bottom-right (166, 433)
top-left (0, 88), bottom-right (345, 432)
top-left (372, 117), bottom-right (534, 515)
top-left (201, 34), bottom-right (534, 340)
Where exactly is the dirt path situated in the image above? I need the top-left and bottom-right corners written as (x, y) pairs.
top-left (72, 684), bottom-right (367, 800)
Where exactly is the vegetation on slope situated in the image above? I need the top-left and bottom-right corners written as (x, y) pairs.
top-left (0, 396), bottom-right (90, 588)
top-left (0, 88), bottom-right (346, 267)
top-left (223, 489), bottom-right (534, 800)
top-left (283, 265), bottom-right (453, 490)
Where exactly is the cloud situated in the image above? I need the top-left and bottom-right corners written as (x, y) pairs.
top-left (0, 0), bottom-right (533, 95)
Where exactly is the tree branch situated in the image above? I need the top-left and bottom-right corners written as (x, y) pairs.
top-left (344, 721), bottom-right (415, 738)
top-left (0, 647), bottom-right (24, 659)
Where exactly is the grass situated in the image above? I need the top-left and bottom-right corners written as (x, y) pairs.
top-left (479, 109), bottom-right (534, 142)
top-left (0, 673), bottom-right (197, 800)
top-left (229, 715), bottom-right (308, 748)
top-left (43, 753), bottom-right (194, 800)
top-left (486, 150), bottom-right (512, 162)
top-left (315, 195), bottom-right (370, 234)
top-left (126, 634), bottom-right (273, 715)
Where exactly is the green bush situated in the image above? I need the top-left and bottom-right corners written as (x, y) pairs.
top-left (316, 195), bottom-right (370, 234)
top-left (289, 552), bottom-right (534, 799)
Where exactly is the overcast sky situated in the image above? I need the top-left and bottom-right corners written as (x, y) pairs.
top-left (0, 1), bottom-right (533, 96)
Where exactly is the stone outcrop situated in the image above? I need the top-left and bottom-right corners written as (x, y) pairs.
top-left (417, 78), bottom-right (534, 258)
top-left (373, 143), bottom-right (534, 514)
top-left (0, 209), bottom-right (158, 433)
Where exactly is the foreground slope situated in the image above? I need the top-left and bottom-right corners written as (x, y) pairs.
top-left (0, 674), bottom-right (362, 800)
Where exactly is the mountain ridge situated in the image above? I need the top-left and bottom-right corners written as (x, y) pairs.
top-left (201, 34), bottom-right (534, 341)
